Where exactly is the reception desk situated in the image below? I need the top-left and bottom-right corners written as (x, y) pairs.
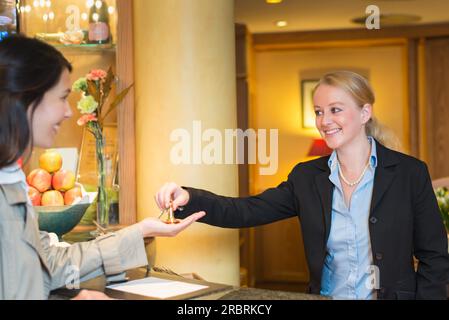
top-left (50, 267), bottom-right (329, 300)
top-left (56, 227), bottom-right (329, 300)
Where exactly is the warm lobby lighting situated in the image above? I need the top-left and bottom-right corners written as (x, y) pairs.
top-left (276, 20), bottom-right (288, 27)
top-left (266, 0), bottom-right (283, 3)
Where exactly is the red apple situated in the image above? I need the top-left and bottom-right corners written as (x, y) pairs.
top-left (52, 170), bottom-right (76, 192)
top-left (41, 190), bottom-right (64, 206)
top-left (27, 169), bottom-right (52, 193)
top-left (39, 149), bottom-right (63, 173)
top-left (28, 186), bottom-right (42, 206)
top-left (64, 186), bottom-right (82, 205)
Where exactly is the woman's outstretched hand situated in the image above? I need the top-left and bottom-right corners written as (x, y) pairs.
top-left (155, 182), bottom-right (190, 211)
top-left (137, 211), bottom-right (205, 238)
top-left (72, 290), bottom-right (114, 300)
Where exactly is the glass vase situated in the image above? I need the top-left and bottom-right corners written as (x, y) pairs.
top-left (94, 133), bottom-right (109, 234)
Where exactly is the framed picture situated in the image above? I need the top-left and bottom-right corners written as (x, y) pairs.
top-left (301, 79), bottom-right (319, 129)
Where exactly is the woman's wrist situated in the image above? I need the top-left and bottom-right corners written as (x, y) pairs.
top-left (180, 187), bottom-right (191, 208)
top-left (137, 221), bottom-right (148, 238)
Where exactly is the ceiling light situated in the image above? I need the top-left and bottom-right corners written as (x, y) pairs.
top-left (275, 20), bottom-right (288, 27)
top-left (266, 0), bottom-right (282, 4)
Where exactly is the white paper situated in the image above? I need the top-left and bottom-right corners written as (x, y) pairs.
top-left (107, 277), bottom-right (209, 299)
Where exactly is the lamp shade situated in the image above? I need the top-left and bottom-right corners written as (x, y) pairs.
top-left (307, 138), bottom-right (333, 157)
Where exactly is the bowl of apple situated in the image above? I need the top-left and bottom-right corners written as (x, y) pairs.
top-left (27, 150), bottom-right (94, 237)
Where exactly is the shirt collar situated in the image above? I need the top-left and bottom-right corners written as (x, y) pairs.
top-left (0, 164), bottom-right (30, 205)
top-left (328, 136), bottom-right (378, 170)
top-left (0, 164), bottom-right (26, 185)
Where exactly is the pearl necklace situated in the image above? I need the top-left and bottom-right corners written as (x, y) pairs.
top-left (338, 161), bottom-right (370, 187)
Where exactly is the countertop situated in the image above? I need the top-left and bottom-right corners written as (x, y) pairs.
top-left (50, 267), bottom-right (329, 300)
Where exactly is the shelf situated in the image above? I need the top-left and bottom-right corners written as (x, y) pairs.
top-left (53, 43), bottom-right (117, 53)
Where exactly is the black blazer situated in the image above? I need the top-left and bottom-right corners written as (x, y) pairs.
top-left (177, 141), bottom-right (449, 299)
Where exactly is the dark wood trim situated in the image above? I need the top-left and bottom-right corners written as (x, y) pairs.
top-left (253, 22), bottom-right (449, 49)
top-left (254, 38), bottom-right (406, 52)
top-left (235, 24), bottom-right (250, 198)
top-left (407, 39), bottom-right (420, 158)
top-left (235, 23), bottom-right (254, 288)
top-left (116, 0), bottom-right (137, 225)
top-left (417, 39), bottom-right (428, 164)
top-left (424, 37), bottom-right (449, 179)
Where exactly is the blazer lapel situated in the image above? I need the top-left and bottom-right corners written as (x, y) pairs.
top-left (369, 141), bottom-right (400, 215)
top-left (1, 183), bottom-right (51, 274)
top-left (313, 159), bottom-right (334, 243)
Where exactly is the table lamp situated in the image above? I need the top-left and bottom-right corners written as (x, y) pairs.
top-left (307, 138), bottom-right (333, 159)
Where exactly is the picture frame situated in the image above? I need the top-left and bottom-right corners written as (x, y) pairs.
top-left (301, 79), bottom-right (319, 129)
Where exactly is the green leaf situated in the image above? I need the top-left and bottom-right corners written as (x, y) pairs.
top-left (101, 84), bottom-right (134, 122)
top-left (102, 66), bottom-right (115, 104)
top-left (87, 80), bottom-right (100, 103)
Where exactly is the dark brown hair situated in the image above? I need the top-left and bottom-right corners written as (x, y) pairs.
top-left (0, 35), bottom-right (72, 169)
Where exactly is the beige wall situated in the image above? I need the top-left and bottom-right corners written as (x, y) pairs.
top-left (133, 0), bottom-right (240, 286)
top-left (251, 45), bottom-right (406, 191)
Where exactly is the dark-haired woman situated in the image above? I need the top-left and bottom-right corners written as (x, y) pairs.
top-left (0, 36), bottom-right (205, 300)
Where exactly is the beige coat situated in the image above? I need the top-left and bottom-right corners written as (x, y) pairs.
top-left (0, 182), bottom-right (148, 300)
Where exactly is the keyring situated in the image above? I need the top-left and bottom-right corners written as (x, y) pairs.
top-left (158, 200), bottom-right (180, 224)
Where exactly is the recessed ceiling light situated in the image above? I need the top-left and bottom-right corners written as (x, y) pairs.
top-left (352, 14), bottom-right (421, 26)
top-left (275, 20), bottom-right (288, 27)
top-left (266, 0), bottom-right (283, 4)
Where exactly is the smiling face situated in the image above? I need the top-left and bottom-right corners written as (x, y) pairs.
top-left (313, 84), bottom-right (372, 150)
top-left (28, 68), bottom-right (73, 149)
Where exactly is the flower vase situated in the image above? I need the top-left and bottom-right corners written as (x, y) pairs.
top-left (94, 133), bottom-right (109, 235)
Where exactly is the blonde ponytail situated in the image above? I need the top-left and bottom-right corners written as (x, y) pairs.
top-left (366, 117), bottom-right (402, 151)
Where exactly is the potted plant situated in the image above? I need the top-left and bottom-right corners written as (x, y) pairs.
top-left (434, 187), bottom-right (449, 236)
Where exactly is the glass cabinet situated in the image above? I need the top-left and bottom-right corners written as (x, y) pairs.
top-left (18, 0), bottom-right (137, 227)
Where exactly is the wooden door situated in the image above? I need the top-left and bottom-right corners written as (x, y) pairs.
top-left (425, 37), bottom-right (449, 179)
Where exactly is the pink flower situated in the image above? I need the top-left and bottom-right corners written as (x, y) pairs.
top-left (77, 114), bottom-right (98, 126)
top-left (87, 69), bottom-right (107, 81)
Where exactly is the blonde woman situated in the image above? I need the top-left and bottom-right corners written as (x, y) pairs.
top-left (156, 71), bottom-right (449, 300)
